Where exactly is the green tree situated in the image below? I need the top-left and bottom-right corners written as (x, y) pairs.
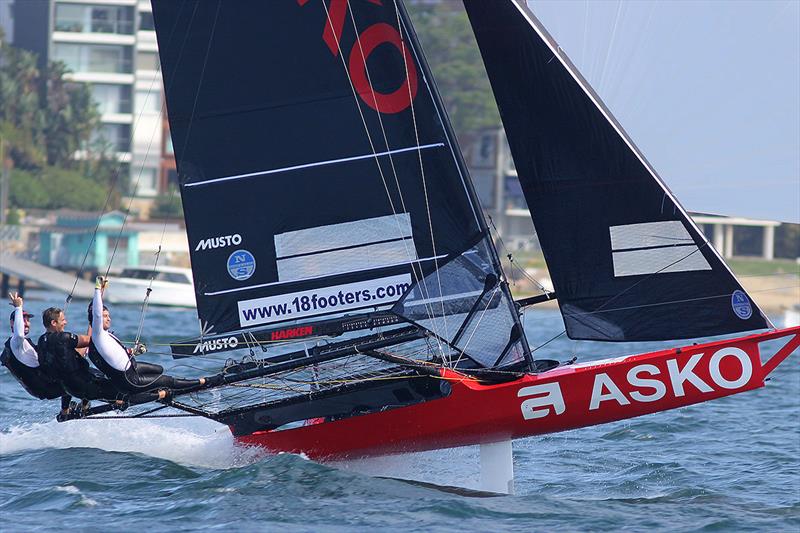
top-left (407, 2), bottom-right (501, 139)
top-left (9, 166), bottom-right (107, 211)
top-left (0, 35), bottom-right (46, 168)
top-left (1, 31), bottom-right (118, 207)
top-left (149, 189), bottom-right (183, 219)
top-left (41, 61), bottom-right (99, 168)
top-left (775, 223), bottom-right (800, 259)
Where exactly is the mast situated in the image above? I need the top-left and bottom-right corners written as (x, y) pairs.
top-left (152, 0), bottom-right (531, 369)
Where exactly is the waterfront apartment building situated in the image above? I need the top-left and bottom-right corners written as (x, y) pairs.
top-left (12, 0), bottom-right (165, 208)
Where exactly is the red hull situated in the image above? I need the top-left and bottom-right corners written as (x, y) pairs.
top-left (236, 327), bottom-right (799, 460)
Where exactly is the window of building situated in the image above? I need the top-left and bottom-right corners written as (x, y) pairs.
top-left (53, 43), bottom-right (133, 74)
top-left (135, 89), bottom-right (161, 114)
top-left (133, 166), bottom-right (158, 196)
top-left (91, 123), bottom-right (131, 153)
top-left (54, 4), bottom-right (134, 35)
top-left (165, 134), bottom-right (174, 155)
top-left (139, 11), bottom-right (155, 31)
top-left (91, 84), bottom-right (132, 114)
top-left (136, 51), bottom-right (159, 71)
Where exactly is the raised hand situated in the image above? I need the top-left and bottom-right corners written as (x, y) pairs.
top-left (8, 291), bottom-right (23, 308)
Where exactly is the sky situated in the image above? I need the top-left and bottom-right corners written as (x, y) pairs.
top-left (1, 1), bottom-right (796, 222)
top-left (528, 0), bottom-right (800, 223)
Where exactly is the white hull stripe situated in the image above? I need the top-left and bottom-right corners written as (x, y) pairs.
top-left (185, 143), bottom-right (445, 188)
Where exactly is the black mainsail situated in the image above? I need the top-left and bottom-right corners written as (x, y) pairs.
top-left (463, 0), bottom-right (771, 341)
top-left (152, 0), bottom-right (528, 369)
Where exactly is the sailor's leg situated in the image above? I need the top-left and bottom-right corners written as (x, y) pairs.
top-left (58, 394), bottom-right (73, 420)
top-left (130, 362), bottom-right (204, 391)
top-left (134, 361), bottom-right (164, 376)
top-left (137, 373), bottom-right (200, 391)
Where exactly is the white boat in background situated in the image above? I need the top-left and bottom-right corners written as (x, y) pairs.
top-left (104, 266), bottom-right (195, 308)
top-left (784, 305), bottom-right (800, 328)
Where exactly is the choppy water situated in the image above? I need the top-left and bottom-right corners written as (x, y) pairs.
top-left (1, 290), bottom-right (798, 532)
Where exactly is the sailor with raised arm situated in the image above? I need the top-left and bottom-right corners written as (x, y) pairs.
top-left (37, 301), bottom-right (123, 418)
top-left (87, 276), bottom-right (207, 395)
top-left (1, 292), bottom-right (73, 418)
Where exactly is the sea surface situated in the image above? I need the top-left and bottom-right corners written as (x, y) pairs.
top-left (1, 290), bottom-right (798, 532)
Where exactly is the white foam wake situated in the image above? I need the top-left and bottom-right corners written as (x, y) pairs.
top-left (0, 417), bottom-right (265, 469)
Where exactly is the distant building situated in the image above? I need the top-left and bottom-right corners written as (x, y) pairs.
top-left (11, 0), bottom-right (165, 209)
top-left (462, 127), bottom-right (536, 250)
top-left (0, 0), bottom-right (13, 42)
top-left (39, 209), bottom-right (139, 270)
top-left (464, 127), bottom-right (793, 260)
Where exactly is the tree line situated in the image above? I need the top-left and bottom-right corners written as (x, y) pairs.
top-left (0, 30), bottom-right (120, 215)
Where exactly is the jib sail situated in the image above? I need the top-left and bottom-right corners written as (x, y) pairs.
top-left (152, 0), bottom-right (528, 367)
top-left (463, 0), bottom-right (771, 341)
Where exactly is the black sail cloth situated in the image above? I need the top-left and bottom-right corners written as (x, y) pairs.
top-left (152, 0), bottom-right (529, 367)
top-left (463, 0), bottom-right (770, 341)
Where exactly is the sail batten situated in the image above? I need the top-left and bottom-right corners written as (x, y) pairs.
top-left (184, 142), bottom-right (446, 188)
top-left (463, 0), bottom-right (771, 341)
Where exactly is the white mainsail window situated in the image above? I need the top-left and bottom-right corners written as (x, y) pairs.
top-left (274, 213), bottom-right (417, 283)
top-left (610, 221), bottom-right (711, 277)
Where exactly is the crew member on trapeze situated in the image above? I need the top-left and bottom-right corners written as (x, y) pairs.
top-left (1, 292), bottom-right (73, 418)
top-left (87, 276), bottom-right (209, 395)
top-left (36, 302), bottom-right (124, 419)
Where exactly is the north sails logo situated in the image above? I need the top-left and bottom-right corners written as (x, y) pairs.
top-left (195, 234), bottom-right (242, 252)
top-left (193, 337), bottom-right (239, 354)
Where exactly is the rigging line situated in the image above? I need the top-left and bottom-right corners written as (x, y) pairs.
top-left (320, 0), bottom-right (444, 356)
top-left (136, 0), bottom-right (204, 330)
top-left (100, 0), bottom-right (193, 277)
top-left (592, 243), bottom-right (712, 318)
top-left (84, 413), bottom-right (199, 420)
top-left (66, 0), bottom-right (191, 310)
top-left (133, 277), bottom-right (152, 347)
top-left (530, 330), bottom-right (566, 354)
top-left (564, 284), bottom-right (800, 316)
top-left (596, 0), bottom-right (623, 96)
top-left (451, 284), bottom-right (502, 368)
top-left (344, 2), bottom-right (444, 335)
top-left (395, 4), bottom-right (527, 363)
top-left (513, 1), bottom-right (769, 331)
top-left (172, 0), bottom-right (221, 339)
top-left (105, 64), bottom-right (168, 277)
top-left (581, 0), bottom-right (589, 69)
top-left (487, 217), bottom-right (550, 294)
top-left (540, 245), bottom-right (713, 345)
top-left (392, 1), bottom-right (449, 345)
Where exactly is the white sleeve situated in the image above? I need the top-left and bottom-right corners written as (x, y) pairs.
top-left (10, 306), bottom-right (38, 367)
top-left (11, 306), bottom-right (25, 351)
top-left (91, 288), bottom-right (131, 372)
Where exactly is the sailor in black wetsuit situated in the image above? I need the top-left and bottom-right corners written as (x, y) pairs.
top-left (37, 304), bottom-right (124, 415)
top-left (1, 292), bottom-right (72, 418)
top-left (87, 277), bottom-right (207, 396)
